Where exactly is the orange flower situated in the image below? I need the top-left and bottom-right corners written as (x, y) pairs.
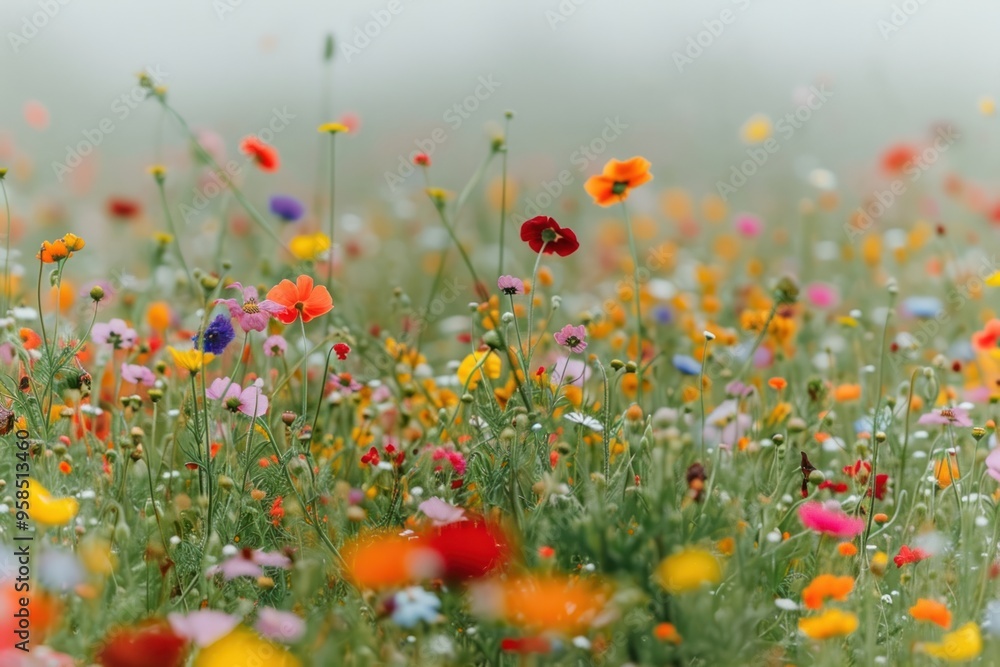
top-left (266, 275), bottom-right (333, 324)
top-left (909, 598), bottom-right (952, 629)
top-left (584, 156), bottom-right (653, 207)
top-left (37, 239), bottom-right (69, 263)
top-left (653, 622), bottom-right (682, 644)
top-left (934, 454), bottom-right (961, 489)
top-left (19, 328), bottom-right (41, 350)
top-left (801, 574), bottom-right (854, 610)
top-left (833, 383), bottom-right (862, 402)
top-left (767, 377), bottom-right (787, 391)
top-left (471, 574), bottom-right (610, 634)
top-left (341, 532), bottom-right (423, 590)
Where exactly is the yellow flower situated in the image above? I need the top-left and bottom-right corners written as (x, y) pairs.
top-left (740, 114), bottom-right (773, 144)
top-left (798, 609), bottom-right (859, 640)
top-left (61, 233), bottom-right (85, 252)
top-left (288, 232), bottom-right (331, 262)
top-left (28, 479), bottom-right (79, 527)
top-left (655, 547), bottom-right (722, 594)
top-left (981, 97), bottom-right (996, 116)
top-left (167, 347), bottom-right (215, 374)
top-left (457, 351), bottom-right (501, 390)
top-left (148, 164), bottom-right (167, 181)
top-left (79, 538), bottom-right (116, 575)
top-left (194, 627), bottom-right (300, 667)
top-left (919, 622), bottom-right (982, 661)
top-left (985, 271), bottom-right (1000, 287)
top-left (317, 122), bottom-right (350, 134)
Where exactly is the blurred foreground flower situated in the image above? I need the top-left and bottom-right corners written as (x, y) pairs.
top-left (798, 609), bottom-right (858, 640)
top-left (469, 575), bottom-right (611, 634)
top-left (918, 622), bottom-right (982, 661)
top-left (28, 479), bottom-right (78, 527)
top-left (655, 547), bottom-right (722, 594)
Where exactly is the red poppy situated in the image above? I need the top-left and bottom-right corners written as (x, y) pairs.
top-left (894, 544), bottom-right (929, 568)
top-left (265, 275), bottom-right (333, 324)
top-left (519, 216), bottom-right (579, 257)
top-left (818, 480), bottom-right (848, 494)
top-left (240, 135), bottom-right (280, 172)
top-left (424, 519), bottom-right (510, 580)
top-left (95, 622), bottom-right (187, 667)
top-left (867, 473), bottom-right (889, 500)
top-left (501, 637), bottom-right (553, 654)
top-left (880, 143), bottom-right (917, 175)
top-left (333, 342), bottom-right (351, 360)
top-left (107, 197), bottom-right (142, 219)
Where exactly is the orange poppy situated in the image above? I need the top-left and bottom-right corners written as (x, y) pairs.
top-left (19, 328), bottom-right (41, 350)
top-left (265, 275), bottom-right (333, 324)
top-left (802, 574), bottom-right (854, 610)
top-left (37, 239), bottom-right (70, 263)
top-left (909, 598), bottom-right (952, 629)
top-left (584, 156), bottom-right (653, 207)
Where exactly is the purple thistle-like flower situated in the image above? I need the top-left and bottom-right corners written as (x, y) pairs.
top-left (216, 282), bottom-right (283, 333)
top-left (269, 194), bottom-right (306, 222)
top-left (497, 275), bottom-right (524, 296)
top-left (554, 324), bottom-right (587, 354)
top-left (195, 314), bottom-right (236, 355)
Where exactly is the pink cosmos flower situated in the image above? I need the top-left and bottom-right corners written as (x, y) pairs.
top-left (497, 275), bottom-right (524, 296)
top-left (986, 447), bottom-right (1000, 483)
top-left (798, 501), bottom-right (865, 538)
top-left (121, 363), bottom-right (155, 387)
top-left (917, 407), bottom-right (973, 428)
top-left (92, 318), bottom-right (137, 349)
top-left (805, 282), bottom-right (839, 310)
top-left (255, 608), bottom-right (306, 643)
top-left (216, 282), bottom-right (283, 332)
top-left (418, 497), bottom-right (467, 526)
top-left (550, 356), bottom-right (591, 387)
top-left (554, 324), bottom-right (587, 354)
top-left (263, 334), bottom-right (287, 357)
top-left (206, 377), bottom-right (269, 417)
top-left (167, 609), bottom-right (240, 647)
top-left (734, 213), bottom-right (763, 237)
top-left (207, 548), bottom-right (291, 580)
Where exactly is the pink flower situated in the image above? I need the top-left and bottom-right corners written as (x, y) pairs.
top-left (805, 282), bottom-right (839, 310)
top-left (418, 497), bottom-right (467, 526)
top-left (986, 447), bottom-right (1000, 483)
top-left (798, 501), bottom-right (865, 538)
top-left (206, 378), bottom-right (269, 417)
top-left (92, 318), bottom-right (137, 349)
top-left (734, 213), bottom-right (763, 237)
top-left (215, 282), bottom-right (283, 332)
top-left (554, 324), bottom-right (587, 353)
top-left (255, 608), bottom-right (306, 643)
top-left (207, 548), bottom-right (291, 580)
top-left (263, 334), bottom-right (287, 357)
top-left (167, 609), bottom-right (239, 647)
top-left (121, 363), bottom-right (155, 387)
top-left (431, 447), bottom-right (467, 476)
top-left (498, 275), bottom-right (524, 295)
top-left (550, 356), bottom-right (590, 387)
top-left (917, 407), bottom-right (973, 428)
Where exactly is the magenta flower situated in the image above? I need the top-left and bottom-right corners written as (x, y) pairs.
top-left (91, 318), bottom-right (137, 350)
top-left (206, 548), bottom-right (291, 580)
top-left (263, 334), bottom-right (287, 357)
top-left (121, 363), bottom-right (155, 387)
top-left (215, 282), bottom-right (283, 332)
top-left (733, 213), bottom-right (763, 237)
top-left (497, 275), bottom-right (524, 296)
top-left (554, 324), bottom-right (587, 353)
top-left (206, 377), bottom-right (269, 417)
top-left (798, 501), bottom-right (865, 539)
top-left (430, 447), bottom-right (467, 476)
top-left (917, 407), bottom-right (973, 428)
top-left (986, 447), bottom-right (1000, 483)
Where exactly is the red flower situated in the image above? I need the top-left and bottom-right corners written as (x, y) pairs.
top-left (867, 473), bottom-right (889, 500)
top-left (894, 544), bottom-right (929, 568)
top-left (519, 216), bottom-right (579, 257)
top-left (265, 275), bottom-right (333, 324)
top-left (333, 342), bottom-right (351, 360)
top-left (107, 197), bottom-right (142, 219)
top-left (843, 459), bottom-right (872, 483)
top-left (269, 496), bottom-right (285, 525)
top-left (880, 143), bottom-right (917, 175)
top-left (413, 152), bottom-right (430, 166)
top-left (424, 520), bottom-right (510, 580)
top-left (240, 135), bottom-right (280, 172)
top-left (500, 637), bottom-right (553, 654)
top-left (818, 480), bottom-right (848, 494)
top-left (361, 447), bottom-right (380, 466)
top-left (96, 622), bottom-right (187, 667)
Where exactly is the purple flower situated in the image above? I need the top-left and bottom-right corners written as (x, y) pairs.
top-left (554, 324), bottom-right (587, 354)
top-left (207, 378), bottom-right (269, 417)
top-left (215, 282), bottom-right (283, 333)
top-left (497, 275), bottom-right (524, 296)
top-left (268, 195), bottom-right (305, 222)
top-left (987, 447), bottom-right (1000, 482)
top-left (917, 407), bottom-right (973, 428)
top-left (206, 548), bottom-right (291, 580)
top-left (703, 399), bottom-right (752, 450)
top-left (725, 380), bottom-right (755, 398)
top-left (194, 314), bottom-right (236, 355)
top-left (328, 372), bottom-right (362, 395)
top-left (92, 318), bottom-right (137, 350)
top-left (263, 334), bottom-right (287, 357)
top-left (121, 363), bottom-right (155, 387)
top-left (550, 355), bottom-right (590, 387)
top-left (255, 608), bottom-right (306, 643)
top-left (418, 497), bottom-right (466, 526)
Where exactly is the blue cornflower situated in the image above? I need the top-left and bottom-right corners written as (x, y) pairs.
top-left (194, 314), bottom-right (236, 354)
top-left (902, 296), bottom-right (942, 319)
top-left (269, 194), bottom-right (305, 222)
top-left (672, 354), bottom-right (702, 376)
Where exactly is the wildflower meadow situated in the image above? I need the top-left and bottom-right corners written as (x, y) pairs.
top-left (3, 2), bottom-right (1000, 665)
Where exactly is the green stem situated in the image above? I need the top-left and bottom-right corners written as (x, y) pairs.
top-left (620, 200), bottom-right (644, 406)
top-left (326, 136), bottom-right (337, 297)
top-left (156, 179), bottom-right (197, 297)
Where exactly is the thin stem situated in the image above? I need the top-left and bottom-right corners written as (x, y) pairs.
top-left (299, 317), bottom-right (310, 417)
top-left (497, 117), bottom-right (511, 277)
top-left (524, 243), bottom-right (548, 367)
top-left (1, 179), bottom-right (12, 315)
top-left (620, 199), bottom-right (644, 406)
top-left (156, 180), bottom-right (197, 296)
top-left (325, 136), bottom-right (337, 297)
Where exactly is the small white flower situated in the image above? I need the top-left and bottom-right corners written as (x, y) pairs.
top-left (565, 412), bottom-right (603, 432)
top-left (572, 636), bottom-right (591, 650)
top-left (222, 545), bottom-right (238, 557)
top-left (12, 307), bottom-right (38, 320)
top-left (775, 598), bottom-right (798, 611)
top-left (79, 490), bottom-right (96, 500)
top-left (169, 536), bottom-right (181, 546)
